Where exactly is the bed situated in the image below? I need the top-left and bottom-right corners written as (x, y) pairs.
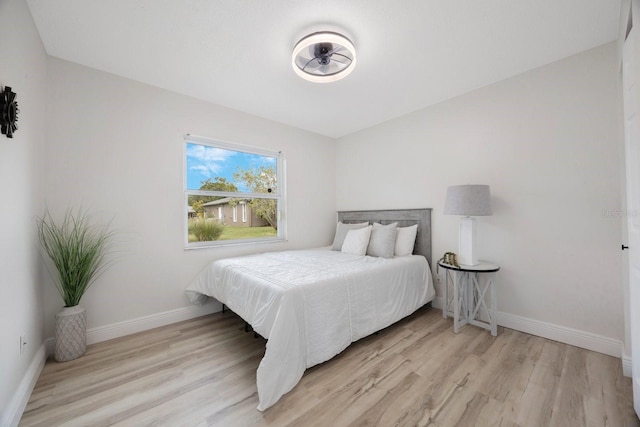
top-left (185, 208), bottom-right (434, 411)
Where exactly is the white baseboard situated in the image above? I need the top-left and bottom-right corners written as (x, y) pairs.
top-left (85, 302), bottom-right (220, 345)
top-left (622, 348), bottom-right (632, 377)
top-left (496, 311), bottom-right (621, 358)
top-left (2, 343), bottom-right (47, 427)
top-left (431, 296), bottom-right (622, 358)
top-left (432, 296), bottom-right (445, 311)
top-left (46, 302), bottom-right (220, 355)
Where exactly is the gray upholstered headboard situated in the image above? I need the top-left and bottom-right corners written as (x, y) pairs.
top-left (337, 209), bottom-right (432, 267)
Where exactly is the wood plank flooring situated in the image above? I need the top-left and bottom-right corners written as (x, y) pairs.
top-left (20, 307), bottom-right (639, 426)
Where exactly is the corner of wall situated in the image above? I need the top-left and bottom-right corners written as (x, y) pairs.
top-left (1, 343), bottom-right (47, 427)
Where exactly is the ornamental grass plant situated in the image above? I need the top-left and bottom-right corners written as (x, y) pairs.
top-left (188, 218), bottom-right (224, 242)
top-left (36, 208), bottom-right (115, 307)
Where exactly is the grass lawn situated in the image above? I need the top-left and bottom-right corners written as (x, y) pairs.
top-left (218, 225), bottom-right (277, 240)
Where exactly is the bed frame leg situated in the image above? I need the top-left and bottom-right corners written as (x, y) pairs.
top-left (244, 322), bottom-right (260, 338)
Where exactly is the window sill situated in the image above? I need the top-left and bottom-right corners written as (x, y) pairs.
top-left (184, 237), bottom-right (287, 250)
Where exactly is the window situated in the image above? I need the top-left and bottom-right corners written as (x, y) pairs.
top-left (184, 135), bottom-right (285, 248)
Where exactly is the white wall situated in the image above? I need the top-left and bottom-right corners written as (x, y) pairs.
top-left (0, 0), bottom-right (47, 424)
top-left (43, 57), bottom-right (336, 338)
top-left (337, 43), bottom-right (624, 345)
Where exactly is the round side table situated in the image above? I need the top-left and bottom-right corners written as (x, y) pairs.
top-left (438, 260), bottom-right (500, 336)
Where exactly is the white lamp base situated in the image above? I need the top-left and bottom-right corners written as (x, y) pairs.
top-left (458, 216), bottom-right (478, 266)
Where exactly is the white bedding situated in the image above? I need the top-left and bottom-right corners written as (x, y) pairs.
top-left (185, 248), bottom-right (435, 411)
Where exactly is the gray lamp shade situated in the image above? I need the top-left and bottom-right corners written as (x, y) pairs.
top-left (444, 185), bottom-right (492, 216)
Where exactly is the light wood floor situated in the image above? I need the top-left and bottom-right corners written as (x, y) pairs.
top-left (21, 307), bottom-right (639, 427)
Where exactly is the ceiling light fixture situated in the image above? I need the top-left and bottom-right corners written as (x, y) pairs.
top-left (291, 32), bottom-right (356, 83)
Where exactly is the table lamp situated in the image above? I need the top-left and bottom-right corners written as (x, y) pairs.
top-left (444, 184), bottom-right (492, 266)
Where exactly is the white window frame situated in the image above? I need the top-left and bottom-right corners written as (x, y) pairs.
top-left (184, 134), bottom-right (286, 249)
top-left (218, 206), bottom-right (222, 220)
top-left (242, 203), bottom-right (247, 223)
top-left (232, 206), bottom-right (238, 223)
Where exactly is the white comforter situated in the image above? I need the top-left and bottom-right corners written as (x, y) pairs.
top-left (185, 248), bottom-right (434, 411)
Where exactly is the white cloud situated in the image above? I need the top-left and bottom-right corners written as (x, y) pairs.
top-left (190, 164), bottom-right (213, 178)
top-left (186, 143), bottom-right (237, 176)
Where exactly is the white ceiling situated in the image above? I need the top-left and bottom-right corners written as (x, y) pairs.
top-left (26, 0), bottom-right (621, 139)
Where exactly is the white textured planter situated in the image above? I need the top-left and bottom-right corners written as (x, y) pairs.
top-left (55, 305), bottom-right (87, 362)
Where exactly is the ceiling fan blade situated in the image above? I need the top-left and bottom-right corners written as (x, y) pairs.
top-left (308, 45), bottom-right (317, 58)
top-left (330, 56), bottom-right (350, 66)
top-left (319, 64), bottom-right (330, 75)
top-left (301, 57), bottom-right (317, 72)
top-left (332, 52), bottom-right (352, 63)
top-left (328, 45), bottom-right (345, 55)
top-left (305, 60), bottom-right (322, 72)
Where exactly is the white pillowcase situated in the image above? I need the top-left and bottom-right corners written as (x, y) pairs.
top-left (341, 226), bottom-right (372, 256)
top-left (367, 222), bottom-right (398, 258)
top-left (395, 224), bottom-right (418, 256)
top-left (331, 221), bottom-right (369, 251)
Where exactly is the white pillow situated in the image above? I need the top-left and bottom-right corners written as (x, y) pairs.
top-left (367, 222), bottom-right (398, 258)
top-left (395, 224), bottom-right (418, 256)
top-left (331, 221), bottom-right (369, 250)
top-left (341, 226), bottom-right (372, 256)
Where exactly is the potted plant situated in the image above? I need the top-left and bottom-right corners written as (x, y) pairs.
top-left (37, 208), bottom-right (115, 362)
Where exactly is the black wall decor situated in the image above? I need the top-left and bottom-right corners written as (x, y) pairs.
top-left (0, 86), bottom-right (19, 138)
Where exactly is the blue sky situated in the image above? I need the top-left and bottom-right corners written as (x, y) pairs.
top-left (186, 142), bottom-right (276, 191)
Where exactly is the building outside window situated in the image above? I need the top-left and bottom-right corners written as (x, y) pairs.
top-left (184, 135), bottom-right (285, 248)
